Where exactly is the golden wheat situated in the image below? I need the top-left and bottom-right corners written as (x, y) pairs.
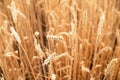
top-left (0, 0), bottom-right (120, 80)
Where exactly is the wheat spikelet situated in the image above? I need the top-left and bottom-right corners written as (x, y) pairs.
top-left (51, 73), bottom-right (56, 80)
top-left (34, 31), bottom-right (40, 37)
top-left (4, 52), bottom-right (19, 59)
top-left (95, 10), bottom-right (106, 48)
top-left (93, 10), bottom-right (106, 70)
top-left (0, 20), bottom-right (10, 35)
top-left (98, 45), bottom-right (110, 55)
top-left (97, 11), bottom-right (105, 36)
top-left (9, 0), bottom-right (17, 23)
top-left (104, 58), bottom-right (119, 79)
top-left (80, 60), bottom-right (90, 73)
top-left (10, 26), bottom-right (21, 44)
top-left (47, 34), bottom-right (64, 41)
top-left (81, 66), bottom-right (90, 73)
top-left (95, 11), bottom-right (105, 47)
top-left (7, 1), bottom-right (26, 22)
top-left (43, 52), bottom-right (56, 65)
top-left (70, 6), bottom-right (77, 25)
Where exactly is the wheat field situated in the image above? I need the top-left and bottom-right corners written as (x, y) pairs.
top-left (0, 0), bottom-right (120, 80)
